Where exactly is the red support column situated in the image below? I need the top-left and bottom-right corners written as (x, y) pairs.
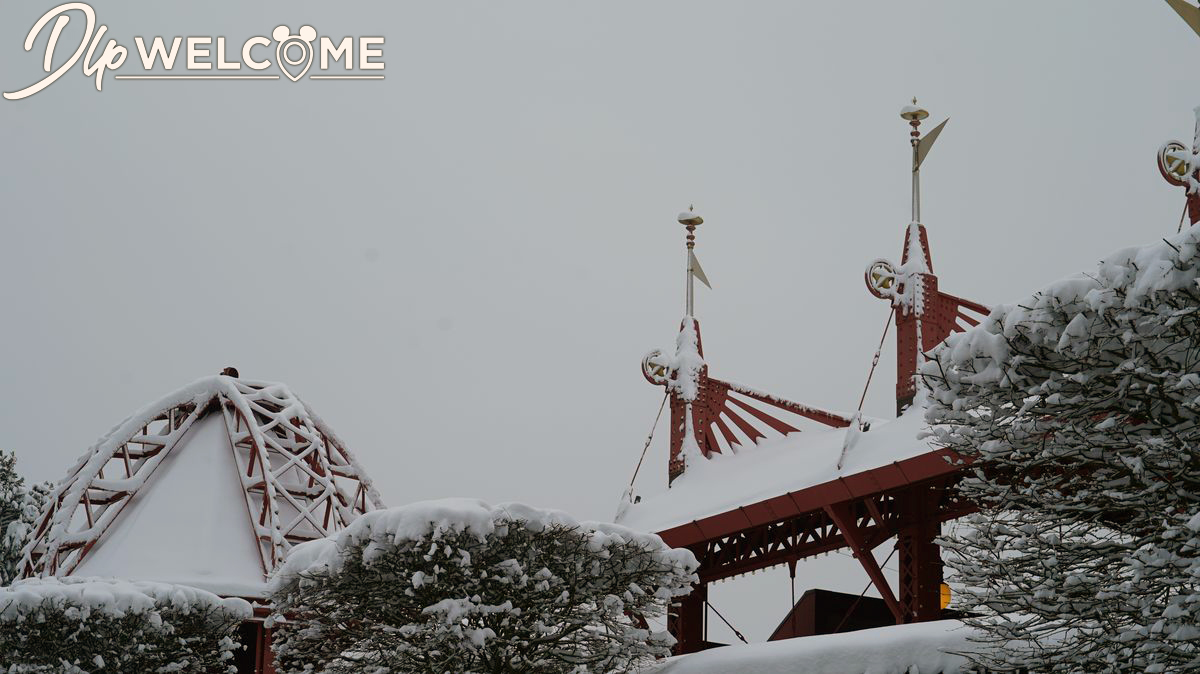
top-left (669, 582), bottom-right (707, 655)
top-left (897, 486), bottom-right (943, 622)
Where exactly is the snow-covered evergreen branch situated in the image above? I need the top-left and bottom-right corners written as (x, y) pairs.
top-left (268, 499), bottom-right (697, 674)
top-left (1, 450), bottom-right (50, 586)
top-left (922, 225), bottom-right (1200, 672)
top-left (0, 577), bottom-right (250, 673)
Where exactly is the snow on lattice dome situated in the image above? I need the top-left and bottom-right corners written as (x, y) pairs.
top-left (18, 375), bottom-right (385, 598)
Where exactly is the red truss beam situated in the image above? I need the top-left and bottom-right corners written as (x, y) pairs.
top-left (681, 474), bottom-right (974, 583)
top-left (658, 449), bottom-right (969, 549)
top-left (690, 494), bottom-right (898, 583)
top-left (667, 474), bottom-right (975, 654)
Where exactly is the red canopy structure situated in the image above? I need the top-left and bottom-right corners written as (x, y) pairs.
top-left (616, 103), bottom-right (990, 654)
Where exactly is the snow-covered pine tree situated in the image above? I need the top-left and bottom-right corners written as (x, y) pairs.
top-left (269, 499), bottom-right (698, 674)
top-left (0, 577), bottom-right (250, 673)
top-left (0, 449), bottom-right (49, 586)
top-left (921, 226), bottom-right (1200, 672)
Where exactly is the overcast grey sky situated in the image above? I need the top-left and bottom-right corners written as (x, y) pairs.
top-left (2, 0), bottom-right (1197, 643)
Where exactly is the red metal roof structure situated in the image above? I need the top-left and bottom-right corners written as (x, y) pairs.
top-left (617, 104), bottom-right (990, 654)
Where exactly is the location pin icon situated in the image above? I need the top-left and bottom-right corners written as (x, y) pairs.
top-left (272, 26), bottom-right (316, 82)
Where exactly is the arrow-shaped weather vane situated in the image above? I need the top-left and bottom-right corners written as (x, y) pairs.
top-left (900, 98), bottom-right (948, 224)
top-left (864, 99), bottom-right (949, 304)
top-left (1167, 0), bottom-right (1200, 37)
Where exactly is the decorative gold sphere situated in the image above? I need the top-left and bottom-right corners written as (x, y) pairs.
top-left (901, 97), bottom-right (929, 122)
top-left (678, 208), bottom-right (703, 227)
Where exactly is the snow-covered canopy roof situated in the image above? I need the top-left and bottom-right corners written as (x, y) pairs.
top-left (20, 375), bottom-right (385, 598)
top-left (616, 394), bottom-right (950, 540)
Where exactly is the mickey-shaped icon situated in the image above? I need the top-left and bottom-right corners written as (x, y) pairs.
top-left (272, 25), bottom-right (317, 82)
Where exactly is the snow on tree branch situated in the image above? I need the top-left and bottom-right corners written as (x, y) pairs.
top-left (268, 498), bottom-right (698, 674)
top-left (921, 223), bottom-right (1200, 672)
top-left (0, 577), bottom-right (250, 673)
top-left (1, 450), bottom-right (49, 586)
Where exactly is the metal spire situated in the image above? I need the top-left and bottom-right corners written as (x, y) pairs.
top-left (678, 206), bottom-right (705, 316)
top-left (901, 98), bottom-right (948, 225)
top-left (902, 98), bottom-right (928, 223)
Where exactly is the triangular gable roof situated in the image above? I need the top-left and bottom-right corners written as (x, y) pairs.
top-left (20, 375), bottom-right (385, 597)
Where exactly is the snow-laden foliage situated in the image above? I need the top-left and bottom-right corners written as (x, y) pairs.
top-left (922, 224), bottom-right (1200, 672)
top-left (0, 450), bottom-right (50, 586)
top-left (269, 498), bottom-right (698, 674)
top-left (0, 576), bottom-right (250, 673)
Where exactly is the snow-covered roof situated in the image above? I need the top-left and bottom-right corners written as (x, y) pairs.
top-left (20, 375), bottom-right (385, 598)
top-left (644, 620), bottom-right (977, 674)
top-left (616, 396), bottom-right (943, 538)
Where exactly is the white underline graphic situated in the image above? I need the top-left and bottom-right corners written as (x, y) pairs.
top-left (114, 75), bottom-right (280, 80)
top-left (309, 75), bottom-right (385, 80)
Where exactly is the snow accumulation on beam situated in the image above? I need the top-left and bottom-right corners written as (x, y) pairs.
top-left (642, 620), bottom-right (976, 674)
top-left (617, 396), bottom-right (934, 535)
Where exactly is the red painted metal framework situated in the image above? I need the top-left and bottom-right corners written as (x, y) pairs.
top-left (647, 224), bottom-right (988, 654)
top-left (882, 225), bottom-right (990, 413)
